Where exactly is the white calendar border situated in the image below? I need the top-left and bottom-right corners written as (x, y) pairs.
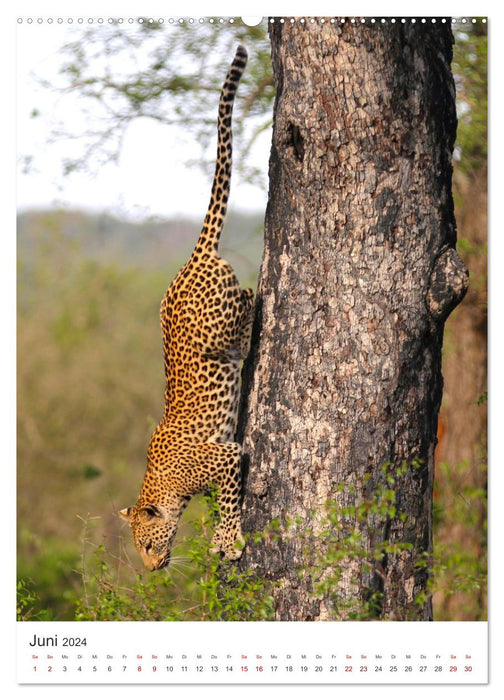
top-left (6, 0), bottom-right (503, 697)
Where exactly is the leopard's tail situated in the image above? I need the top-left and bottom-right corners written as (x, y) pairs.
top-left (196, 45), bottom-right (247, 255)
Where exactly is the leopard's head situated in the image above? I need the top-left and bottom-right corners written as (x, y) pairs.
top-left (119, 503), bottom-right (183, 571)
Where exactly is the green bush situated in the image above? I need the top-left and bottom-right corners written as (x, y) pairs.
top-left (71, 496), bottom-right (275, 621)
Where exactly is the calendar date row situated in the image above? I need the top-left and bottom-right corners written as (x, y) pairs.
top-left (31, 662), bottom-right (474, 675)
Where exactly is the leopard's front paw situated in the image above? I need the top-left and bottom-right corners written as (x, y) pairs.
top-left (225, 533), bottom-right (245, 560)
top-left (210, 529), bottom-right (245, 560)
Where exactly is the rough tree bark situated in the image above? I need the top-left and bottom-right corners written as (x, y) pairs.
top-left (236, 19), bottom-right (468, 621)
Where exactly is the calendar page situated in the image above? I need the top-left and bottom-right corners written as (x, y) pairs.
top-left (17, 620), bottom-right (487, 684)
top-left (14, 3), bottom-right (492, 692)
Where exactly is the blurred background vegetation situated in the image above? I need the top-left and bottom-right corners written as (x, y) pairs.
top-left (17, 19), bottom-right (487, 621)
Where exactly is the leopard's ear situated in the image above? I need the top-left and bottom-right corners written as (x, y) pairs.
top-left (119, 507), bottom-right (133, 522)
top-left (137, 504), bottom-right (163, 524)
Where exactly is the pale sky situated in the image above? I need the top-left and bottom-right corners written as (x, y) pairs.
top-left (16, 9), bottom-right (495, 223)
top-left (16, 19), bottom-right (270, 221)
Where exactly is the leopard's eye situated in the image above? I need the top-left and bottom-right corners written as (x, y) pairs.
top-left (144, 541), bottom-right (153, 553)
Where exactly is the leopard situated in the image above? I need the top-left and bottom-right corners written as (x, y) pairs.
top-left (120, 45), bottom-right (254, 572)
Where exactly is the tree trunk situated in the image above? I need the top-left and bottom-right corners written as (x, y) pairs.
top-left (236, 19), bottom-right (468, 621)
